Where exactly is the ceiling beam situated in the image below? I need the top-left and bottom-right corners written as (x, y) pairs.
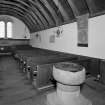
top-left (0, 0), bottom-right (46, 29)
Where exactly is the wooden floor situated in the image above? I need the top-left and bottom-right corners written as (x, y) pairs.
top-left (0, 56), bottom-right (48, 105)
top-left (0, 56), bottom-right (105, 105)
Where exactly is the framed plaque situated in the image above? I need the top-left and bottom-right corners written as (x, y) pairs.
top-left (49, 35), bottom-right (55, 43)
top-left (77, 13), bottom-right (89, 47)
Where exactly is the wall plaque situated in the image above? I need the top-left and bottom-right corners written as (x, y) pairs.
top-left (77, 13), bottom-right (89, 47)
top-left (49, 35), bottom-right (55, 43)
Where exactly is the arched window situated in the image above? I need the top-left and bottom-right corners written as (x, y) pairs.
top-left (0, 21), bottom-right (5, 38)
top-left (0, 21), bottom-right (13, 38)
top-left (7, 22), bottom-right (12, 38)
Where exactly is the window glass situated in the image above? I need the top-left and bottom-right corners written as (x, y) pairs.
top-left (7, 22), bottom-right (12, 38)
top-left (0, 21), bottom-right (5, 38)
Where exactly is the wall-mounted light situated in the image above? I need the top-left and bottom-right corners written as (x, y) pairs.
top-left (54, 26), bottom-right (63, 38)
top-left (36, 33), bottom-right (41, 42)
top-left (36, 33), bottom-right (39, 38)
top-left (54, 0), bottom-right (63, 38)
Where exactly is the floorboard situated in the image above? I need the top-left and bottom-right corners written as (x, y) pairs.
top-left (0, 56), bottom-right (47, 105)
top-left (0, 56), bottom-right (105, 105)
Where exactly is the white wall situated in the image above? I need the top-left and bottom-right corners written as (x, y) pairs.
top-left (0, 15), bottom-right (30, 39)
top-left (30, 15), bottom-right (105, 59)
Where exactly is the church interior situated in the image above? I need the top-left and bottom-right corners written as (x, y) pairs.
top-left (0, 0), bottom-right (105, 105)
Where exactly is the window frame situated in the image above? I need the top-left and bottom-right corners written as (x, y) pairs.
top-left (0, 21), bottom-right (5, 38)
top-left (0, 20), bottom-right (13, 39)
top-left (7, 21), bottom-right (13, 38)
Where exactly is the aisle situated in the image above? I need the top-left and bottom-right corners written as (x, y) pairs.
top-left (0, 56), bottom-right (105, 105)
top-left (0, 56), bottom-right (47, 105)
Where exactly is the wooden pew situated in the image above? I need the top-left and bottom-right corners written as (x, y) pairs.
top-left (23, 55), bottom-right (77, 90)
top-left (14, 46), bottom-right (103, 86)
top-left (0, 46), bottom-right (13, 55)
top-left (25, 55), bottom-right (91, 90)
top-left (15, 50), bottom-right (77, 72)
top-left (13, 48), bottom-right (77, 90)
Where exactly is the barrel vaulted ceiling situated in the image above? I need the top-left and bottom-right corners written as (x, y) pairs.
top-left (0, 0), bottom-right (105, 33)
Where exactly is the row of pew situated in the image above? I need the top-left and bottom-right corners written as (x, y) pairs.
top-left (13, 45), bottom-right (78, 90)
top-left (12, 45), bottom-right (92, 90)
top-left (1, 44), bottom-right (105, 89)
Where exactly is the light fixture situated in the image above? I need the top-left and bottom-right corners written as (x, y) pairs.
top-left (55, 0), bottom-right (63, 38)
top-left (36, 33), bottom-right (39, 38)
top-left (36, 33), bottom-right (41, 42)
top-left (53, 26), bottom-right (63, 38)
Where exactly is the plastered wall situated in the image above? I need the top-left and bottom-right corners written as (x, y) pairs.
top-left (0, 15), bottom-right (30, 39)
top-left (30, 15), bottom-right (105, 59)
